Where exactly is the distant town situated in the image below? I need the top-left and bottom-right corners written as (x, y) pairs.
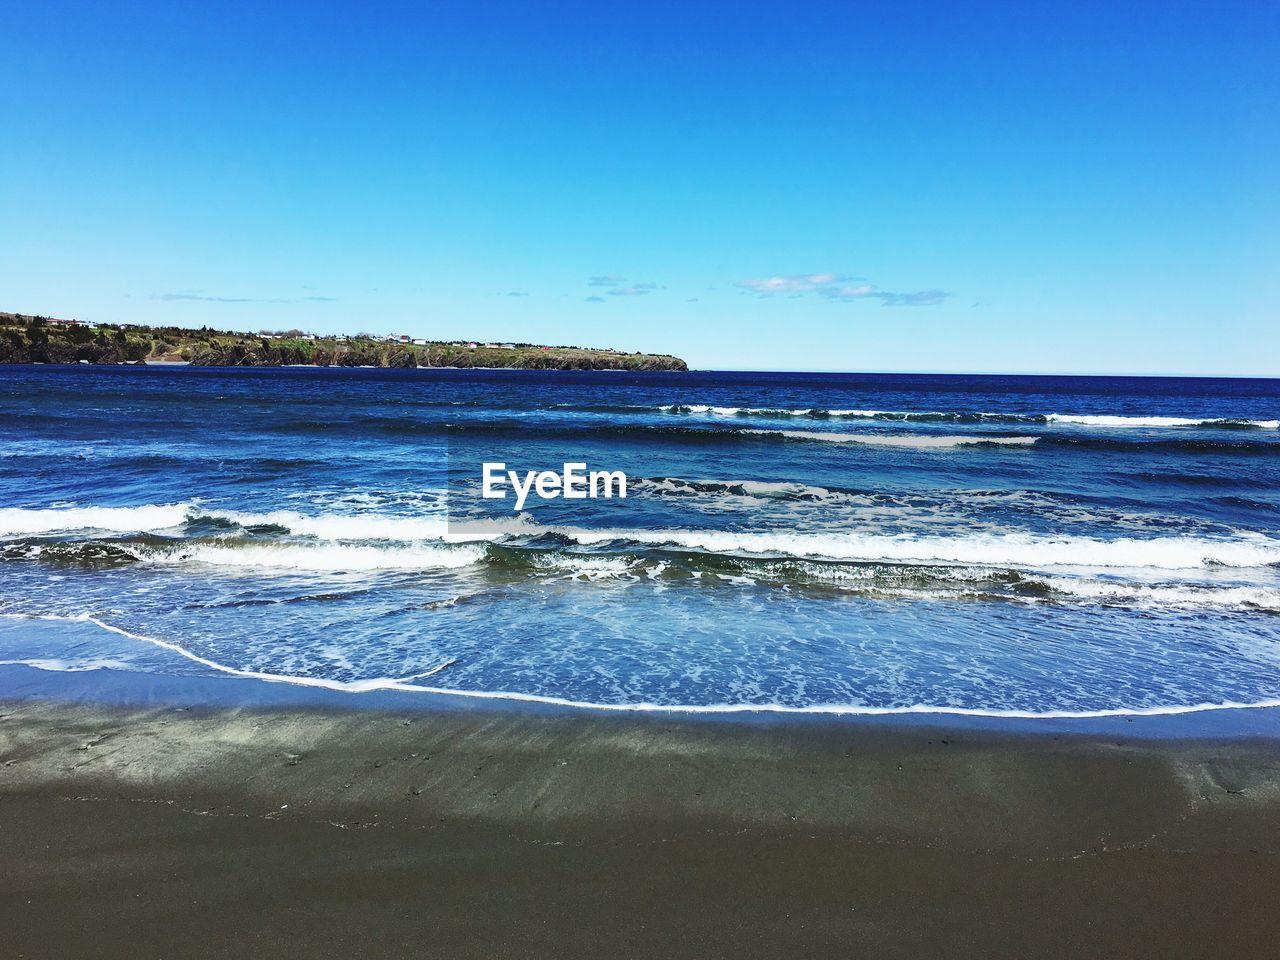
top-left (0, 312), bottom-right (688, 371)
top-left (257, 328), bottom-right (541, 351)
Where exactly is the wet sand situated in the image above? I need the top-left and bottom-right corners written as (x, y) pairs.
top-left (3, 696), bottom-right (1280, 958)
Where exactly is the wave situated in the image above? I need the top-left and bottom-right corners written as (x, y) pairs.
top-left (488, 549), bottom-right (1280, 610)
top-left (659, 405), bottom-right (1279, 429)
top-left (8, 500), bottom-right (1280, 571)
top-left (1033, 577), bottom-right (1280, 611)
top-left (660, 404), bottom-right (1034, 422)
top-left (143, 413), bottom-right (1280, 453)
top-left (13, 400), bottom-right (1276, 440)
top-left (1129, 470), bottom-right (1276, 489)
top-left (5, 537), bottom-right (485, 572)
top-left (633, 476), bottom-right (847, 501)
top-left (277, 417), bottom-right (747, 444)
top-left (194, 508), bottom-right (454, 542)
top-left (531, 525), bottom-right (1280, 570)
top-left (1211, 495), bottom-right (1279, 513)
top-left (16, 531), bottom-right (1280, 608)
top-left (0, 613), bottom-right (459, 693)
top-left (0, 656), bottom-right (136, 672)
top-left (0, 503), bottom-right (470, 544)
top-left (633, 477), bottom-right (1155, 511)
top-left (523, 552), bottom-right (649, 581)
top-left (0, 503), bottom-right (192, 537)
top-left (6, 612), bottom-right (1280, 719)
top-left (1047, 414), bottom-right (1279, 429)
top-left (742, 428), bottom-right (1039, 448)
top-left (1038, 435), bottom-right (1280, 455)
top-left (443, 420), bottom-right (1041, 449)
top-left (183, 587), bottom-right (380, 609)
top-left (134, 541), bottom-right (485, 572)
top-left (334, 417), bottom-right (1280, 453)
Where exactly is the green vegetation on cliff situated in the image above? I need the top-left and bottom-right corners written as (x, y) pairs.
top-left (0, 312), bottom-right (688, 372)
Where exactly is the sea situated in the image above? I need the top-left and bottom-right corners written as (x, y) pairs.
top-left (2, 364), bottom-right (1279, 718)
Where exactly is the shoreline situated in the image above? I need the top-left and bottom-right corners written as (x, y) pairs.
top-left (4, 682), bottom-right (1280, 957)
top-left (7, 690), bottom-right (1280, 842)
top-left (8, 614), bottom-right (1280, 733)
top-left (7, 658), bottom-right (1280, 741)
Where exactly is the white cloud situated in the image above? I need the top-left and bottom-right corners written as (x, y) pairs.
top-left (823, 284), bottom-right (876, 299)
top-left (607, 282), bottom-right (658, 297)
top-left (586, 277), bottom-right (659, 298)
top-left (735, 273), bottom-right (844, 296)
top-left (153, 292), bottom-right (337, 304)
top-left (736, 272), bottom-right (949, 307)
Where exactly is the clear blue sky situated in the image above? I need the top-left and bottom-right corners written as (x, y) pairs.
top-left (2, 1), bottom-right (1276, 374)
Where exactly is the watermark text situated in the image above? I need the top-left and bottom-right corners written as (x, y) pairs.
top-left (482, 462), bottom-right (627, 510)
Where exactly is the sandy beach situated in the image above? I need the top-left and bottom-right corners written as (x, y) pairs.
top-left (4, 688), bottom-right (1280, 959)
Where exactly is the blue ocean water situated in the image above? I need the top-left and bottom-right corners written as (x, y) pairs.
top-left (2, 364), bottom-right (1279, 716)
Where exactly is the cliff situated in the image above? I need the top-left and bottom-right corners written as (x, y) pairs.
top-left (0, 312), bottom-right (689, 372)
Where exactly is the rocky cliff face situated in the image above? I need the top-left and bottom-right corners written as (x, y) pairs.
top-left (0, 323), bottom-right (151, 364)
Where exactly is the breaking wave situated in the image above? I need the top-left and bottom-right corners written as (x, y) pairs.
top-left (0, 503), bottom-right (461, 542)
top-left (531, 525), bottom-right (1280, 570)
top-left (633, 476), bottom-right (851, 501)
top-left (658, 405), bottom-right (1279, 429)
top-left (1032, 577), bottom-right (1280, 611)
top-left (742, 428), bottom-right (1039, 448)
top-left (5, 537), bottom-right (485, 572)
top-left (6, 501), bottom-right (1280, 573)
top-left (0, 503), bottom-right (193, 537)
top-left (1046, 414), bottom-right (1279, 429)
top-left (140, 541), bottom-right (486, 571)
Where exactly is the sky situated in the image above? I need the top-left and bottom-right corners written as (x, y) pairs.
top-left (2, 1), bottom-right (1277, 374)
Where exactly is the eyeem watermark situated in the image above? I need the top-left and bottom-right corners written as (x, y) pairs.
top-left (482, 462), bottom-right (627, 510)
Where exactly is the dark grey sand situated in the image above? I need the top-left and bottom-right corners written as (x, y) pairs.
top-left (4, 698), bottom-right (1280, 959)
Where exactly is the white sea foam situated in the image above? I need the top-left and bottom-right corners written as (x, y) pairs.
top-left (136, 542), bottom-right (486, 572)
top-left (527, 554), bottom-right (641, 581)
top-left (0, 503), bottom-right (192, 537)
top-left (0, 656), bottom-right (135, 672)
top-left (656, 404), bottom-right (1280, 429)
top-left (1047, 414), bottom-right (1280, 429)
top-left (661, 404), bottom-right (747, 416)
top-left (1033, 577), bottom-right (1280, 610)
top-left (5, 612), bottom-right (1280, 720)
top-left (0, 502), bottom-right (492, 547)
top-left (197, 508), bottom-right (454, 542)
top-left (0, 613), bottom-right (458, 693)
top-left (743, 429), bottom-right (1039, 448)
top-left (634, 477), bottom-right (839, 501)
top-left (11, 501), bottom-right (1278, 572)
top-left (661, 404), bottom-right (888, 418)
top-left (535, 525), bottom-right (1280, 570)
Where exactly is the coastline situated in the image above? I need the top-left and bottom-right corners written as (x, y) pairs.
top-left (10, 612), bottom-right (1280, 733)
top-left (0, 313), bottom-right (690, 371)
top-left (4, 672), bottom-right (1280, 957)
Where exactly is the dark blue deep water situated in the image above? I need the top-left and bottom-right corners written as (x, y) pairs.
top-left (3, 365), bottom-right (1280, 716)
